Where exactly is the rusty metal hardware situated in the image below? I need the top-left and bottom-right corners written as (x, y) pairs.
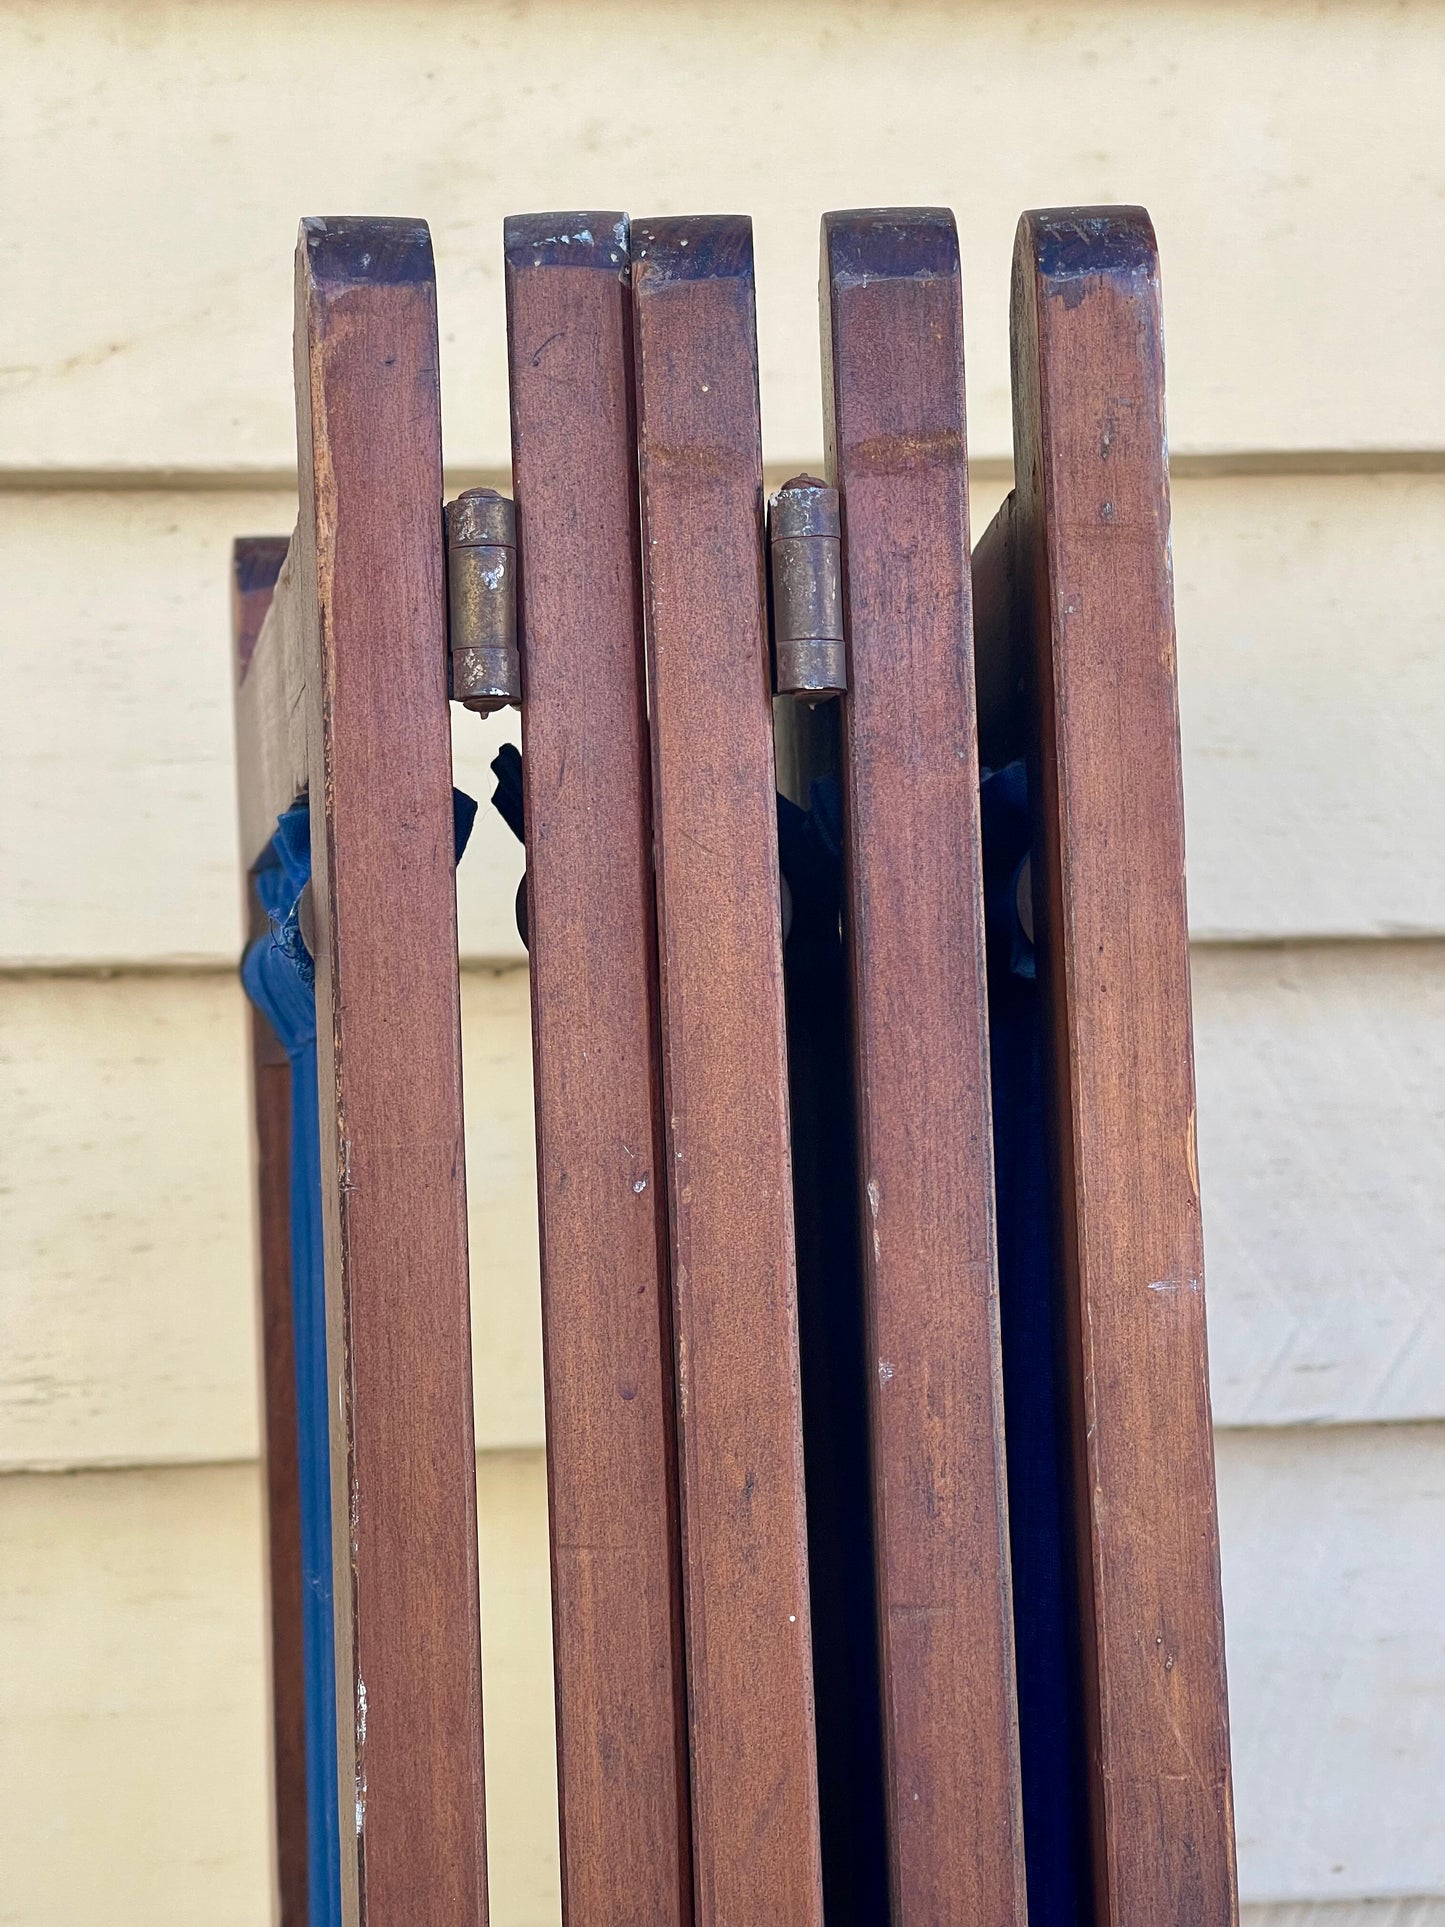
top-left (768, 474), bottom-right (847, 700)
top-left (446, 488), bottom-right (521, 712)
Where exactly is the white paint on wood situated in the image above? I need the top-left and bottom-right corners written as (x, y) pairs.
top-left (1219, 1424), bottom-right (1445, 1903)
top-left (0, 1452), bottom-right (560, 1927)
top-left (4, 477), bottom-right (1441, 966)
top-left (1, 1), bottom-right (1440, 470)
top-left (0, 970), bottom-right (543, 1468)
top-left (1195, 943), bottom-right (1445, 1427)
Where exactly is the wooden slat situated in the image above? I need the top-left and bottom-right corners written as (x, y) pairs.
top-left (232, 535), bottom-right (307, 1927)
top-left (286, 216), bottom-right (488, 1927)
top-left (503, 212), bottom-right (689, 1926)
top-left (999, 204), bottom-right (1238, 1926)
top-left (819, 207), bottom-right (1027, 1924)
top-left (631, 213), bottom-right (824, 1927)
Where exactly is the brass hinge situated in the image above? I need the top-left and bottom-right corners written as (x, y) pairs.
top-left (768, 474), bottom-right (847, 702)
top-left (446, 488), bottom-right (521, 713)
top-left (446, 475), bottom-right (845, 713)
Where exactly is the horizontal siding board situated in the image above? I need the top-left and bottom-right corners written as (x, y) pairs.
top-left (0, 970), bottom-right (544, 1468)
top-left (4, 476), bottom-right (1442, 966)
top-left (1195, 943), bottom-right (1445, 1427)
top-left (1, 2), bottom-right (1441, 469)
top-left (3, 945), bottom-right (1441, 1472)
top-left (0, 1452), bottom-right (560, 1927)
top-left (1219, 1424), bottom-right (1445, 1904)
top-left (0, 488), bottom-right (527, 967)
top-left (2, 1431), bottom-right (1439, 1920)
top-left (0, 1461), bottom-right (272, 1927)
top-left (1243, 1909), bottom-right (1445, 1927)
top-left (1174, 474), bottom-right (1445, 939)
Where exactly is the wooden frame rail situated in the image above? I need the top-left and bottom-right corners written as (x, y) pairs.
top-left (503, 211), bottom-right (691, 1926)
top-left (973, 204), bottom-right (1239, 1927)
top-left (632, 214), bottom-right (825, 1927)
top-left (820, 206), bottom-right (1028, 1927)
top-left (233, 216), bottom-right (488, 1927)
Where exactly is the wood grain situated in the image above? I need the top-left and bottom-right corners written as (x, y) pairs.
top-left (290, 217), bottom-right (488, 1927)
top-left (235, 528), bottom-right (310, 871)
top-left (503, 211), bottom-right (690, 1927)
top-left (820, 207), bottom-right (1028, 1927)
top-left (233, 534), bottom-right (308, 1927)
top-left (631, 213), bottom-right (824, 1927)
top-left (1003, 204), bottom-right (1238, 1926)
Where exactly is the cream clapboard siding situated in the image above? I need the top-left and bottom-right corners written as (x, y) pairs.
top-left (5, 949), bottom-right (1445, 1471)
top-left (4, 473), bottom-right (1444, 966)
top-left (0, 970), bottom-right (544, 1466)
top-left (0, 1454), bottom-right (560, 1927)
top-left (3, 1434), bottom-right (1442, 1923)
top-left (1, 0), bottom-right (1441, 1920)
top-left (1, 0), bottom-right (1442, 471)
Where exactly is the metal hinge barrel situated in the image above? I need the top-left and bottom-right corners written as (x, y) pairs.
top-left (446, 488), bottom-right (521, 712)
top-left (769, 474), bottom-right (847, 701)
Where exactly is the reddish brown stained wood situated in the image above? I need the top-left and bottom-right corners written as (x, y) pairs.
top-left (292, 217), bottom-right (488, 1927)
top-left (820, 208), bottom-right (1028, 1927)
top-left (1007, 204), bottom-right (1238, 1927)
top-left (631, 214), bottom-right (824, 1927)
top-left (233, 534), bottom-right (309, 1927)
top-left (503, 212), bottom-right (691, 1927)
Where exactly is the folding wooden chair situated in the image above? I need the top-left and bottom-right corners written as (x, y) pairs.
top-left (233, 203), bottom-right (1237, 1927)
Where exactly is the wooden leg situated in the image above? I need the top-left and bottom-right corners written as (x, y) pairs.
top-left (503, 212), bottom-right (691, 1927)
top-left (632, 215), bottom-right (825, 1927)
top-left (292, 218), bottom-right (488, 1927)
top-left (991, 204), bottom-right (1239, 1927)
top-left (234, 535), bottom-right (309, 1927)
top-left (820, 208), bottom-right (1028, 1927)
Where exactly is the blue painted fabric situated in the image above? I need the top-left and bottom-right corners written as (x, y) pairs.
top-left (982, 760), bottom-right (1091, 1927)
top-left (242, 791), bottom-right (477, 1927)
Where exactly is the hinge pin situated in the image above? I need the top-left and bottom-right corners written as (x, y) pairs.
top-left (446, 488), bottom-right (521, 712)
top-left (769, 474), bottom-right (846, 701)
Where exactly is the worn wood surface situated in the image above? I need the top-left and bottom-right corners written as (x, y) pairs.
top-left (820, 206), bottom-right (1028, 1925)
top-left (232, 534), bottom-right (308, 1927)
top-left (289, 217), bottom-right (488, 1927)
top-left (632, 213), bottom-right (824, 1927)
top-left (1001, 204), bottom-right (1238, 1926)
top-left (504, 212), bottom-right (690, 1927)
top-left (234, 529), bottom-right (309, 871)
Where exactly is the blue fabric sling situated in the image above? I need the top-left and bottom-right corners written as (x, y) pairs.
top-left (242, 791), bottom-right (477, 1927)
